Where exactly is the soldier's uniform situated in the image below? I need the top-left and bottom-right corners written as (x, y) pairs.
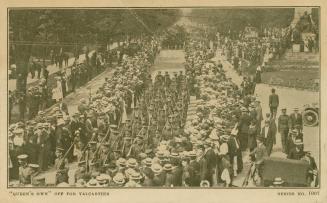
top-left (54, 147), bottom-right (69, 184)
top-left (278, 108), bottom-right (291, 153)
top-left (97, 143), bottom-right (110, 166)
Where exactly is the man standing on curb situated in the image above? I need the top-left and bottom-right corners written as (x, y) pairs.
top-left (278, 108), bottom-right (291, 154)
top-left (269, 88), bottom-right (279, 119)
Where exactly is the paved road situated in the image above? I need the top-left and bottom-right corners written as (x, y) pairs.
top-left (215, 52), bottom-right (319, 159)
top-left (151, 49), bottom-right (185, 77)
top-left (64, 50), bottom-right (186, 116)
top-left (29, 50), bottom-right (186, 185)
top-left (214, 51), bottom-right (320, 186)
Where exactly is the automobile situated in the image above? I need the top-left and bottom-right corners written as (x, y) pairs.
top-left (302, 103), bottom-right (319, 127)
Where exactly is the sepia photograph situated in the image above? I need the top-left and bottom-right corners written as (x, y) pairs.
top-left (7, 7), bottom-right (320, 189)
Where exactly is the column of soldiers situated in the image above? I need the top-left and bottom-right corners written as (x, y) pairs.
top-left (9, 33), bottom-right (318, 188)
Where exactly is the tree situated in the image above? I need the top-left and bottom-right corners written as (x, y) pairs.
top-left (9, 9), bottom-right (182, 92)
top-left (189, 8), bottom-right (294, 35)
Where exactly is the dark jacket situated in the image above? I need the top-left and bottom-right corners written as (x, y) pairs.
top-left (269, 94), bottom-right (279, 108)
top-left (290, 113), bottom-right (303, 129)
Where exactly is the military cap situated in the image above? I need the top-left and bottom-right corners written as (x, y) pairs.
top-left (17, 154), bottom-right (28, 159)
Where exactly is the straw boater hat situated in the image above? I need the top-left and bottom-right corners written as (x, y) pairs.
top-left (273, 177), bottom-right (284, 185)
top-left (144, 158), bottom-right (153, 167)
top-left (200, 180), bottom-right (210, 187)
top-left (187, 151), bottom-right (197, 158)
top-left (28, 164), bottom-right (40, 169)
top-left (127, 158), bottom-right (138, 168)
top-left (163, 164), bottom-right (173, 172)
top-left (129, 172), bottom-right (142, 181)
top-left (116, 158), bottom-right (126, 167)
top-left (17, 154), bottom-right (28, 160)
top-left (151, 164), bottom-right (163, 174)
top-left (86, 178), bottom-right (99, 187)
top-left (113, 173), bottom-right (125, 185)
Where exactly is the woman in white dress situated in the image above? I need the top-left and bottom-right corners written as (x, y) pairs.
top-left (52, 77), bottom-right (63, 102)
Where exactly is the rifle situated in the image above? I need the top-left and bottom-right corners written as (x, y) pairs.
top-left (126, 127), bottom-right (143, 157)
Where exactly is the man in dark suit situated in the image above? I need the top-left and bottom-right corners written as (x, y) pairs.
top-left (204, 140), bottom-right (217, 185)
top-left (261, 120), bottom-right (277, 156)
top-left (290, 107), bottom-right (303, 132)
top-left (269, 88), bottom-right (279, 118)
top-left (197, 145), bottom-right (209, 186)
top-left (237, 107), bottom-right (251, 151)
top-left (188, 151), bottom-right (200, 186)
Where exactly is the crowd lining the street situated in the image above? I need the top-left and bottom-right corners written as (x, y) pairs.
top-left (9, 31), bottom-right (318, 188)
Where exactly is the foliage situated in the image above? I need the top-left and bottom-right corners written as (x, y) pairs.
top-left (190, 8), bottom-right (294, 35)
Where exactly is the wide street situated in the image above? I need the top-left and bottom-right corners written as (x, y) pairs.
top-left (215, 51), bottom-right (319, 161)
top-left (62, 48), bottom-right (319, 186)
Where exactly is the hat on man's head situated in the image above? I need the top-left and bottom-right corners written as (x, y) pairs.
top-left (273, 177), bottom-right (284, 185)
top-left (17, 154), bottom-right (28, 160)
